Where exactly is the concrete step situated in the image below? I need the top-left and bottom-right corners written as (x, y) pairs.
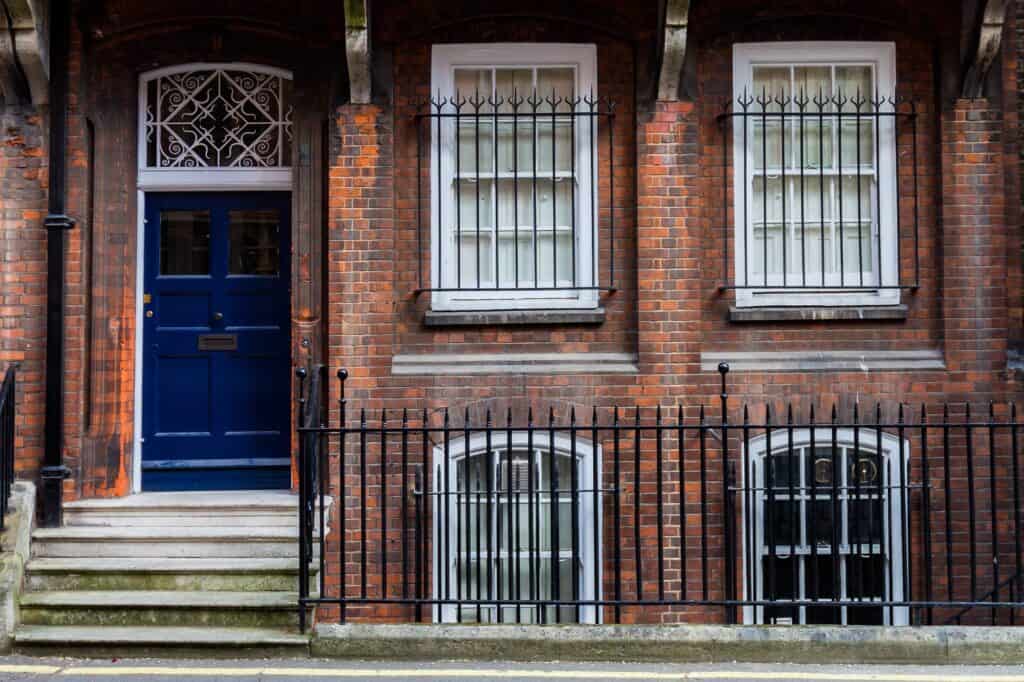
top-left (62, 492), bottom-right (306, 528)
top-left (19, 590), bottom-right (304, 628)
top-left (25, 557), bottom-right (318, 592)
top-left (13, 625), bottom-right (309, 658)
top-left (31, 526), bottom-right (318, 558)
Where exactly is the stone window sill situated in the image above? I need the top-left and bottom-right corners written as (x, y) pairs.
top-left (728, 305), bottom-right (908, 323)
top-left (424, 308), bottom-right (606, 327)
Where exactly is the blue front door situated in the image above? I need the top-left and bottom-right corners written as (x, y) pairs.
top-left (142, 192), bottom-right (291, 491)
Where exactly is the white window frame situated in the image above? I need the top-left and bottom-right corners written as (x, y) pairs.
top-left (732, 42), bottom-right (899, 308)
top-left (431, 431), bottom-right (602, 624)
top-left (430, 44), bottom-right (599, 311)
top-left (742, 428), bottom-right (909, 626)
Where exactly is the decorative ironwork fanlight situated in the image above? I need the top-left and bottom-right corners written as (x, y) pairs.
top-left (143, 66), bottom-right (293, 169)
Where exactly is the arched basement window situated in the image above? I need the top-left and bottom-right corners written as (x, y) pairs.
top-left (433, 431), bottom-right (601, 624)
top-left (744, 428), bottom-right (909, 625)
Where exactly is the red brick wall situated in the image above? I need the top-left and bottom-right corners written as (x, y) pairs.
top-left (0, 105), bottom-right (47, 480)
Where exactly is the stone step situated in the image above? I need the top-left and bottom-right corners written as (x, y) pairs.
top-left (13, 625), bottom-right (309, 658)
top-left (32, 526), bottom-right (317, 558)
top-left (62, 491), bottom-right (309, 528)
top-left (20, 590), bottom-right (304, 628)
top-left (25, 557), bottom-right (318, 592)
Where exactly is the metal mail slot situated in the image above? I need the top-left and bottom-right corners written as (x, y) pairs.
top-left (197, 334), bottom-right (238, 351)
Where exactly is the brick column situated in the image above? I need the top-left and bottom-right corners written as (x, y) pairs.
top-left (326, 103), bottom-right (395, 620)
top-left (940, 101), bottom-right (1008, 389)
top-left (635, 101), bottom-right (702, 385)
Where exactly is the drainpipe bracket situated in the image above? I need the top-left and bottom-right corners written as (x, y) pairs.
top-left (43, 214), bottom-right (75, 230)
top-left (39, 464), bottom-right (70, 480)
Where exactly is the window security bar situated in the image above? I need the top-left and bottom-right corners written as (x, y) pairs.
top-left (414, 92), bottom-right (617, 295)
top-left (718, 90), bottom-right (920, 292)
top-left (296, 367), bottom-right (1024, 630)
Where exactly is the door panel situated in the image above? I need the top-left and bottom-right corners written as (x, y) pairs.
top-left (142, 192), bottom-right (291, 491)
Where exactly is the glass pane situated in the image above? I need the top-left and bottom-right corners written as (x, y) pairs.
top-left (848, 499), bottom-right (883, 545)
top-left (496, 69), bottom-right (533, 112)
top-left (768, 450), bottom-right (799, 490)
top-left (848, 451), bottom-right (882, 490)
top-left (496, 122), bottom-right (533, 173)
top-left (228, 209), bottom-right (280, 276)
top-left (454, 68), bottom-right (492, 99)
top-left (799, 119), bottom-right (833, 170)
top-left (536, 121), bottom-right (573, 174)
top-left (160, 209), bottom-right (210, 275)
top-left (456, 179), bottom-right (495, 231)
top-left (763, 555), bottom-right (797, 600)
top-left (836, 65), bottom-right (873, 104)
top-left (839, 119), bottom-right (874, 168)
top-left (808, 448), bottom-right (838, 489)
top-left (457, 121), bottom-right (494, 175)
top-left (535, 232), bottom-right (574, 287)
top-left (752, 66), bottom-right (790, 109)
top-left (752, 175), bottom-right (785, 225)
top-left (752, 120), bottom-right (786, 171)
top-left (536, 68), bottom-right (575, 105)
top-left (794, 66), bottom-right (831, 103)
top-left (809, 499), bottom-right (836, 547)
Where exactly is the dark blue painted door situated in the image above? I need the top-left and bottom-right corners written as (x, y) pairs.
top-left (142, 192), bottom-right (291, 491)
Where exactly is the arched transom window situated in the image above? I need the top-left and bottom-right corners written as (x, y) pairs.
top-left (141, 64), bottom-right (293, 170)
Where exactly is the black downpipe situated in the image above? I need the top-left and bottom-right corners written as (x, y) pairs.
top-left (41, 0), bottom-right (74, 527)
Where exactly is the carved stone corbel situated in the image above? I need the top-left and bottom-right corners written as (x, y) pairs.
top-left (962, 0), bottom-right (1008, 99)
top-left (0, 0), bottom-right (48, 103)
top-left (656, 0), bottom-right (689, 101)
top-left (344, 0), bottom-right (370, 104)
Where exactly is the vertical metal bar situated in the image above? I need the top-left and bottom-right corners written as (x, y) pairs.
top-left (528, 408), bottom-right (537, 619)
top-left (799, 95), bottom-right (806, 287)
top-left (837, 94), bottom-right (845, 288)
top-left (989, 404), bottom-right (999, 625)
top-left (744, 405), bottom-right (754, 611)
top-left (943, 404), bottom-right (954, 609)
top-left (296, 369), bottom-right (308, 633)
top-left (852, 404), bottom-right (863, 606)
top-left (657, 406), bottom-right (665, 601)
top-left (570, 100), bottom-right (577, 288)
top-left (614, 407), bottom-right (622, 622)
top-left (456, 99), bottom-right (463, 289)
top-left (830, 405), bottom-right (841, 621)
top-left (855, 94), bottom-right (863, 287)
top-left (819, 95), bottom-right (826, 288)
top-left (360, 408), bottom-right (368, 600)
top-left (781, 94), bottom-right (787, 288)
top-left (634, 406), bottom-right (642, 603)
top-left (514, 92), bottom-right (520, 289)
top-left (765, 406), bottom-right (775, 617)
top-left (402, 409), bottom-right (409, 602)
top-left (743, 100), bottom-right (750, 287)
top-left (571, 407), bottom-right (580, 622)
top-left (723, 106), bottom-right (730, 290)
top-left (720, 363), bottom-right (734, 623)
top-left (699, 404), bottom-right (709, 601)
top-left (436, 101), bottom-right (444, 291)
top-left (486, 410), bottom-right (494, 621)
top-left (1012, 403), bottom-right (1022, 624)
top-left (338, 369), bottom-right (348, 622)
top-left (418, 408), bottom-right (429, 623)
top-left (592, 407), bottom-right (600, 623)
top-left (967, 404), bottom-right (978, 607)
top-left (380, 409), bottom-right (388, 601)
top-left (507, 408), bottom-right (516, 623)
top-left (551, 95), bottom-right (558, 287)
top-left (533, 96), bottom-right (539, 289)
top-left (809, 405), bottom-right (819, 609)
top-left (443, 409), bottom-right (452, 617)
top-left (679, 405), bottom-right (689, 601)
top-left (494, 96), bottom-right (500, 288)
top-left (464, 409), bottom-right (475, 623)
top-left (550, 407), bottom-right (560, 623)
top-left (474, 95), bottom-right (481, 290)
top-left (787, 405), bottom-right (797, 621)
top-left (878, 404), bottom-right (892, 624)
top-left (876, 96), bottom-right (885, 288)
top-left (761, 93), bottom-right (768, 288)
top-left (920, 405), bottom-right (933, 625)
top-left (897, 405), bottom-right (909, 621)
top-left (590, 95), bottom-right (596, 290)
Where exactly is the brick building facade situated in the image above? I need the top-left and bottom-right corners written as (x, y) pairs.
top-left (1, 0), bottom-right (1023, 630)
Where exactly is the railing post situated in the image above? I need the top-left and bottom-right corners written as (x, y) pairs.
top-left (719, 362), bottom-right (735, 624)
top-left (338, 368), bottom-right (348, 623)
top-left (295, 367), bottom-right (308, 633)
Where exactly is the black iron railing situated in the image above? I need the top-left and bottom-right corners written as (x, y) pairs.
top-left (0, 365), bottom-right (17, 530)
top-left (297, 367), bottom-right (1024, 629)
top-left (718, 92), bottom-right (920, 293)
top-left (414, 92), bottom-right (616, 297)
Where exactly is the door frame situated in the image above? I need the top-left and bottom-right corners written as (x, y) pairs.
top-left (132, 63), bottom-right (294, 493)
